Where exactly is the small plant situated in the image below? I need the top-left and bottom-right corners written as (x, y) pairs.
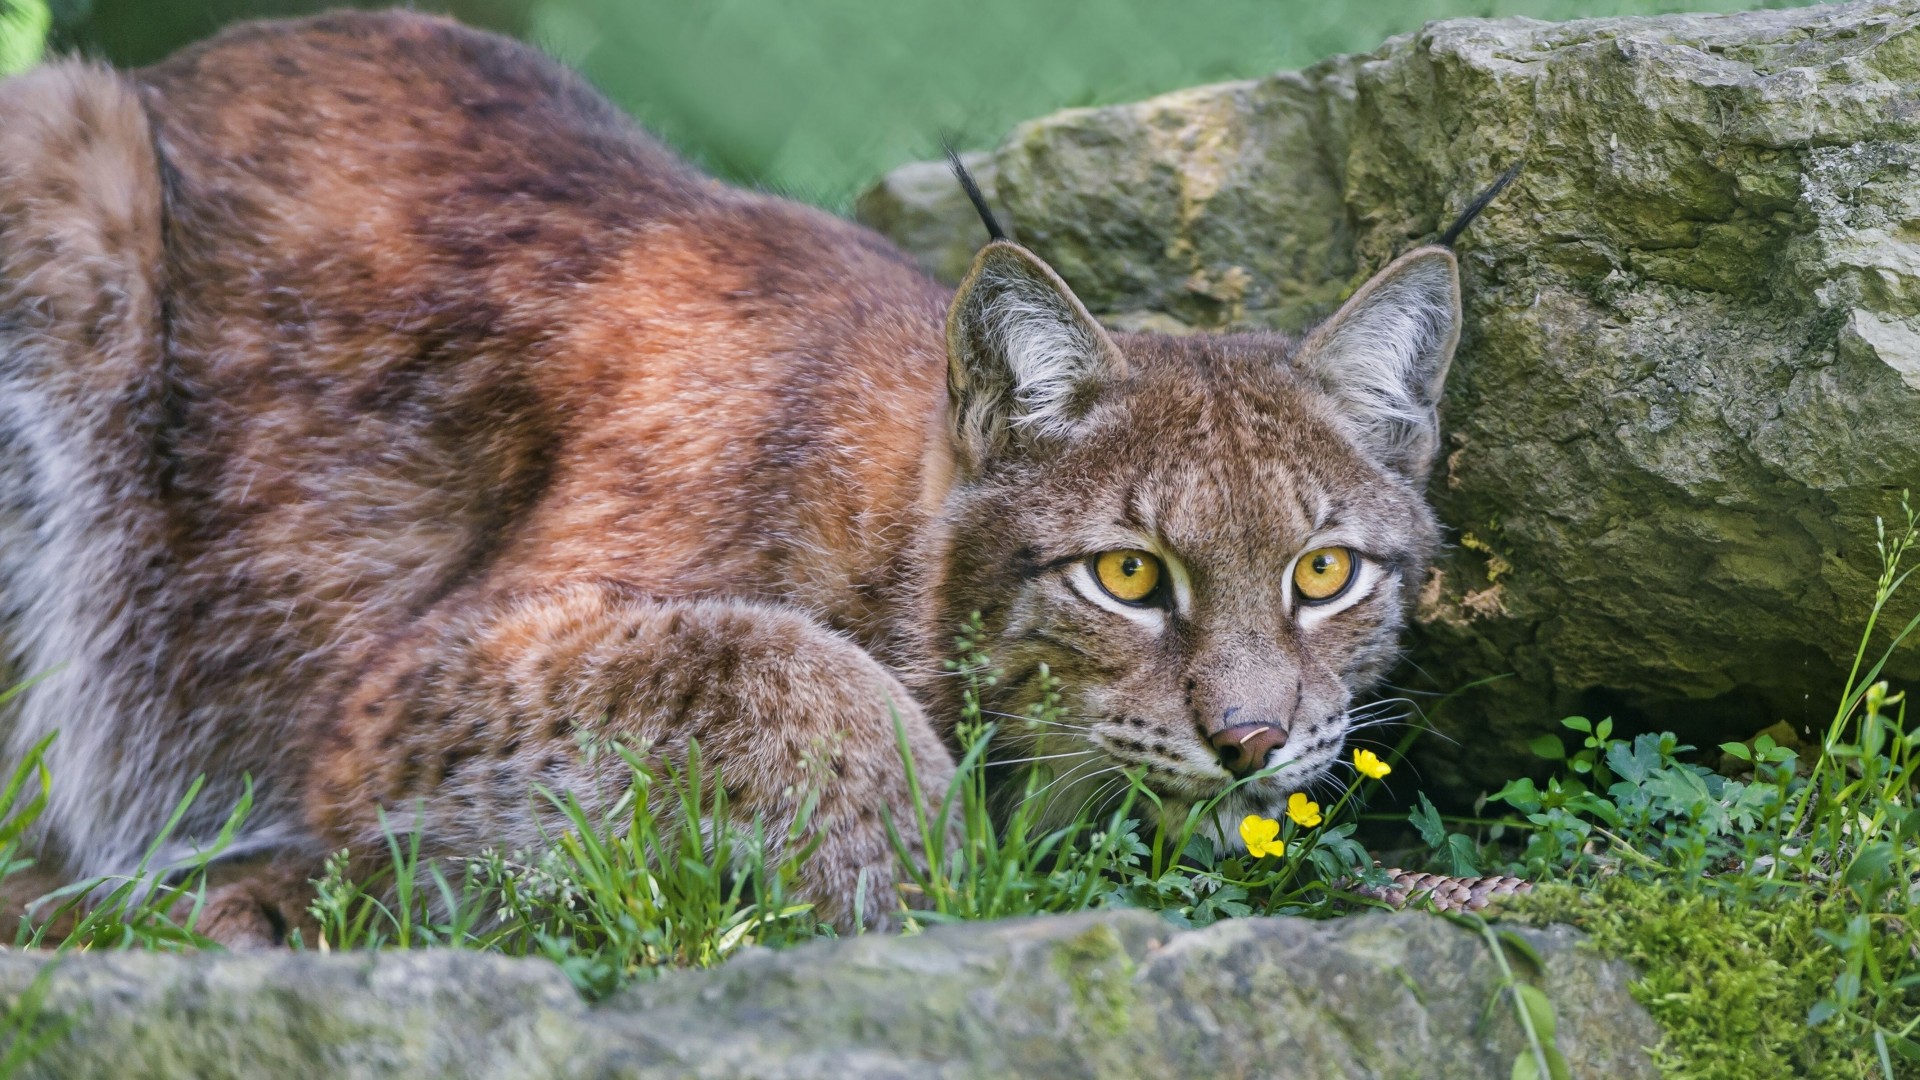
top-left (305, 740), bottom-right (822, 998)
top-left (1480, 495), bottom-right (1920, 1077)
top-left (884, 614), bottom-right (1145, 924)
top-left (506, 741), bottom-right (820, 993)
top-left (1457, 912), bottom-right (1569, 1080)
top-left (0, 731), bottom-right (51, 890)
top-left (0, 727), bottom-right (254, 955)
top-left (0, 963), bottom-right (72, 1080)
top-left (19, 775), bottom-right (252, 953)
top-left (0, 733), bottom-right (69, 1080)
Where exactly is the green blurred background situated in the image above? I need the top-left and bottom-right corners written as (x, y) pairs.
top-left (13, 0), bottom-right (1821, 208)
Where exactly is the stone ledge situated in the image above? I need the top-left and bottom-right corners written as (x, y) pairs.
top-left (0, 910), bottom-right (1655, 1079)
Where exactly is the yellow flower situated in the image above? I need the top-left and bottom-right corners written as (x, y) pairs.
top-left (1239, 814), bottom-right (1286, 859)
top-left (1353, 747), bottom-right (1393, 780)
top-left (1286, 792), bottom-right (1323, 828)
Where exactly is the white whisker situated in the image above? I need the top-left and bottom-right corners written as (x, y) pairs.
top-left (988, 749), bottom-right (1099, 768)
top-left (1038, 765), bottom-right (1124, 827)
top-left (1019, 756), bottom-right (1116, 815)
top-left (980, 709), bottom-right (1098, 734)
top-left (1084, 772), bottom-right (1134, 816)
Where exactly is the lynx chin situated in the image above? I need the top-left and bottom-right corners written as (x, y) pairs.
top-left (0, 10), bottom-right (1475, 943)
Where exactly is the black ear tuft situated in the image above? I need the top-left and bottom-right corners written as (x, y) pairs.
top-left (943, 141), bottom-right (1007, 243)
top-left (1439, 162), bottom-right (1522, 248)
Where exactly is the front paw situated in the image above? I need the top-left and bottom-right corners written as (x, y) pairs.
top-left (190, 862), bottom-right (321, 949)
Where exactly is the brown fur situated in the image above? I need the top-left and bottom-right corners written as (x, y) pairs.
top-left (0, 11), bottom-right (1463, 940)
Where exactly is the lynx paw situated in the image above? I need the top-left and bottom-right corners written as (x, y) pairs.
top-left (191, 863), bottom-right (320, 950)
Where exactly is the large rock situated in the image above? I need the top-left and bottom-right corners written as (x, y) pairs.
top-left (0, 911), bottom-right (1655, 1078)
top-left (858, 0), bottom-right (1920, 794)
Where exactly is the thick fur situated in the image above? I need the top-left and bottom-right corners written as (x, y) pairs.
top-left (0, 11), bottom-right (1461, 938)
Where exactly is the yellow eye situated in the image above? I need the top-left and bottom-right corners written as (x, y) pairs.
top-left (1293, 546), bottom-right (1355, 604)
top-left (1093, 549), bottom-right (1163, 605)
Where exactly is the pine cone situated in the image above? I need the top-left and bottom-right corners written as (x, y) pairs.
top-left (1347, 867), bottom-right (1533, 912)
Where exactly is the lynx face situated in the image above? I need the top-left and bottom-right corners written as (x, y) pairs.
top-left (930, 242), bottom-right (1459, 834)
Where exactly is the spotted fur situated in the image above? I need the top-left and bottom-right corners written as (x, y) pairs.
top-left (0, 11), bottom-right (1461, 941)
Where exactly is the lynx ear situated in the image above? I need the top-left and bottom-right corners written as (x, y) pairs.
top-left (1293, 246), bottom-right (1461, 480)
top-left (945, 241), bottom-right (1127, 471)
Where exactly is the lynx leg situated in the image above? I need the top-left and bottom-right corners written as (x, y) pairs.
top-left (307, 584), bottom-right (955, 931)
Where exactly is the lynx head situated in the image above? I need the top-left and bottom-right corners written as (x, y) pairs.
top-left (926, 238), bottom-right (1460, 838)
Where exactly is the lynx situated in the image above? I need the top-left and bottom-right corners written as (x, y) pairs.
top-left (0, 11), bottom-right (1479, 942)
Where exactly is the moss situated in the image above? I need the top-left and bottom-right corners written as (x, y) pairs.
top-left (1510, 880), bottom-right (1880, 1080)
top-left (1051, 922), bottom-right (1137, 1037)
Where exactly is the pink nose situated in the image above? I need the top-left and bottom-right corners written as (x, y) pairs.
top-left (1209, 722), bottom-right (1289, 776)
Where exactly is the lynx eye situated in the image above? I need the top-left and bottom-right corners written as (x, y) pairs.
top-left (1293, 546), bottom-right (1356, 605)
top-left (1092, 549), bottom-right (1163, 605)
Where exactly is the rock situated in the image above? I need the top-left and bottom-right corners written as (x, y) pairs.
top-left (859, 0), bottom-right (1920, 795)
top-left (0, 910), bottom-right (1656, 1078)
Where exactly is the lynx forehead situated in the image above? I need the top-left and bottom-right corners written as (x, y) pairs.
top-left (0, 9), bottom-right (1462, 941)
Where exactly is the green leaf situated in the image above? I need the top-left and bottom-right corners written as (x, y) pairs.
top-left (1515, 983), bottom-right (1557, 1041)
top-left (1559, 716), bottom-right (1592, 733)
top-left (1881, 1029), bottom-right (1920, 1062)
top-left (1498, 929), bottom-right (1547, 971)
top-left (1605, 740), bottom-right (1652, 784)
top-left (1510, 1045), bottom-right (1570, 1080)
top-left (1409, 792), bottom-right (1446, 849)
top-left (1527, 735), bottom-right (1565, 760)
top-left (1843, 841), bottom-right (1896, 893)
top-left (1491, 777), bottom-right (1542, 814)
top-left (1718, 741), bottom-right (1752, 761)
top-left (1445, 832), bottom-right (1482, 877)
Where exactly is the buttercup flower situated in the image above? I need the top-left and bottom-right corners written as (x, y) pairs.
top-left (1286, 792), bottom-right (1323, 828)
top-left (1353, 748), bottom-right (1393, 780)
top-left (1239, 814), bottom-right (1286, 859)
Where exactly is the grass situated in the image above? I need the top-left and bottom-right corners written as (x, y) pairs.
top-left (0, 502), bottom-right (1913, 1076)
top-left (301, 740), bottom-right (822, 997)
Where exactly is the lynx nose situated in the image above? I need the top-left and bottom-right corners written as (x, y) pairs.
top-left (1209, 722), bottom-right (1289, 777)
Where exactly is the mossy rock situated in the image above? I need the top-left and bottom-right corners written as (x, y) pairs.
top-left (859, 0), bottom-right (1920, 796)
top-left (0, 910), bottom-right (1655, 1078)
